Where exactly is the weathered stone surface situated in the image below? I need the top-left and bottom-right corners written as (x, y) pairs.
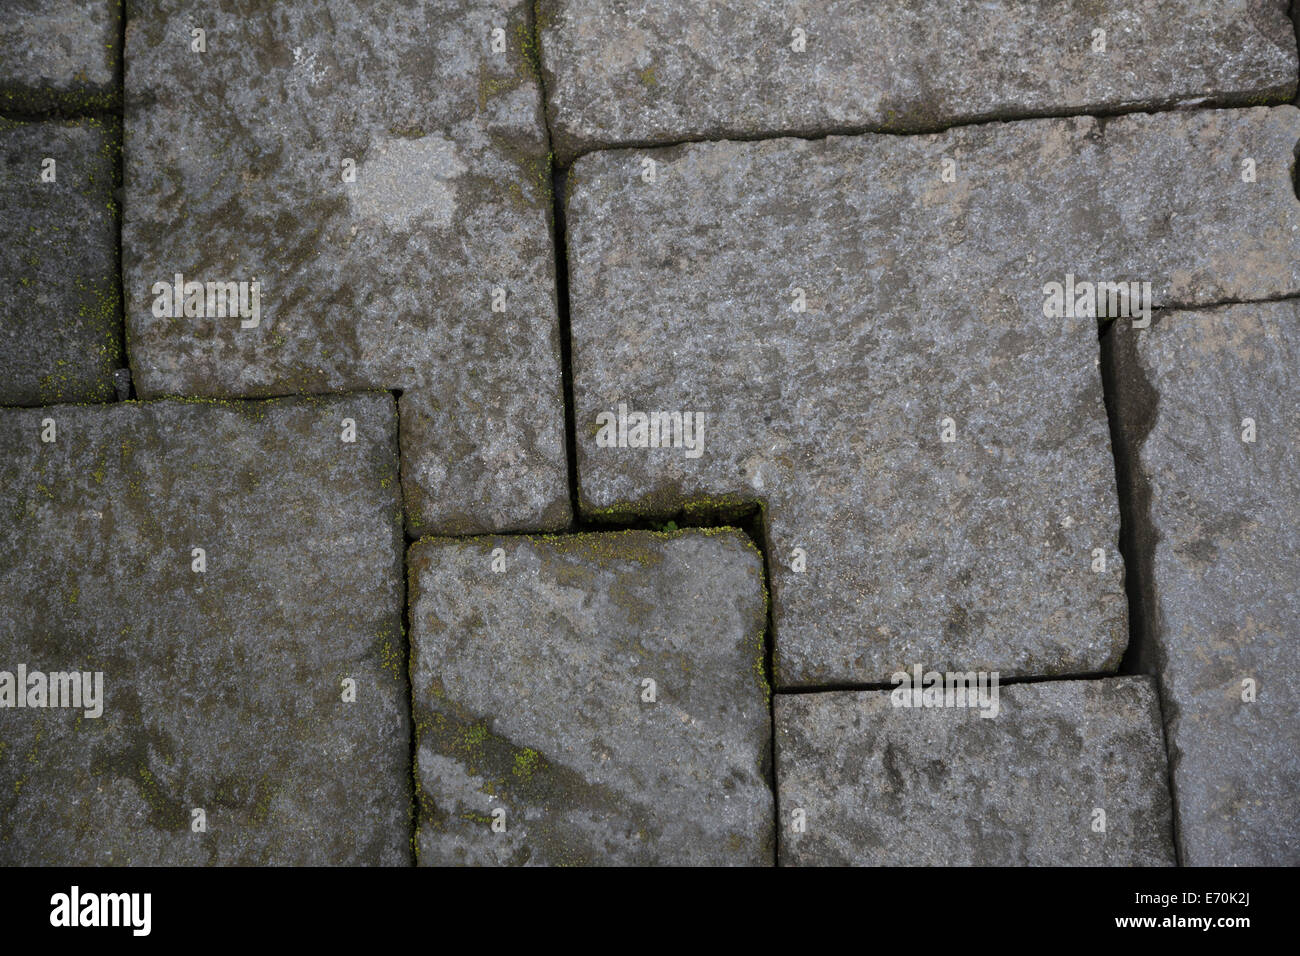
top-left (410, 529), bottom-right (772, 865)
top-left (569, 106), bottom-right (1300, 688)
top-left (0, 394), bottom-right (409, 865)
top-left (1107, 305), bottom-right (1300, 865)
top-left (776, 677), bottom-right (1176, 865)
top-left (399, 381), bottom-right (569, 537)
top-left (1, 118), bottom-right (121, 407)
top-left (123, 0), bottom-right (569, 534)
top-left (0, 1), bottom-right (121, 113)
top-left (539, 0), bottom-right (1298, 162)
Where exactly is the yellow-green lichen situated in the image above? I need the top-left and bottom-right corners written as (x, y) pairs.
top-left (512, 747), bottom-right (541, 779)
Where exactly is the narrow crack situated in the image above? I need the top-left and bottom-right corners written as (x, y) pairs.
top-left (1097, 316), bottom-right (1182, 864)
top-left (382, 386), bottom-right (420, 864)
top-left (390, 384), bottom-right (420, 863)
top-left (752, 512), bottom-right (781, 867)
top-left (1153, 289), bottom-right (1300, 316)
top-left (555, 90), bottom-right (1296, 169)
top-left (1098, 319), bottom-right (1159, 676)
top-left (552, 166), bottom-right (580, 523)
top-left (113, 0), bottom-right (132, 401)
top-left (402, 535), bottom-right (418, 866)
top-left (527, 1), bottom-right (581, 526)
top-left (782, 670), bottom-right (1138, 697)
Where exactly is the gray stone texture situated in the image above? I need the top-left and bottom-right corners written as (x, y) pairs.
top-left (1107, 305), bottom-right (1300, 865)
top-left (0, 394), bottom-right (409, 864)
top-left (0, 1), bottom-right (121, 113)
top-left (775, 677), bottom-right (1176, 865)
top-left (123, 0), bottom-right (568, 534)
top-left (410, 529), bottom-right (772, 865)
top-left (539, 0), bottom-right (1299, 162)
top-left (568, 106), bottom-right (1300, 688)
top-left (1, 118), bottom-right (122, 407)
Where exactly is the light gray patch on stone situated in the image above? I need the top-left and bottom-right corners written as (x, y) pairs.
top-left (0, 118), bottom-right (121, 407)
top-left (1107, 304), bottom-right (1300, 865)
top-left (540, 0), bottom-right (1299, 162)
top-left (0, 0), bottom-right (120, 112)
top-left (775, 677), bottom-right (1176, 865)
top-left (123, 0), bottom-right (568, 534)
top-left (350, 133), bottom-right (467, 231)
top-left (0, 394), bottom-right (409, 865)
top-left (570, 107), bottom-right (1300, 687)
top-left (409, 530), bottom-right (773, 865)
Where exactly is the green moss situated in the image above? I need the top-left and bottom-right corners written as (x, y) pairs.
top-left (387, 124), bottom-right (427, 139)
top-left (515, 15), bottom-right (542, 85)
top-left (512, 747), bottom-right (541, 779)
top-left (752, 559), bottom-right (772, 706)
top-left (477, 72), bottom-right (515, 112)
top-left (570, 528), bottom-right (668, 561)
top-left (373, 622), bottom-right (403, 680)
top-left (248, 780), bottom-right (281, 826)
top-left (0, 82), bottom-right (122, 115)
top-left (533, 151), bottom-right (554, 201)
top-left (454, 722), bottom-right (491, 770)
top-left (578, 490), bottom-right (761, 527)
top-left (132, 765), bottom-right (187, 830)
top-left (409, 692), bottom-right (661, 863)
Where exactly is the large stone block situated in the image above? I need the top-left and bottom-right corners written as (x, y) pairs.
top-left (540, 0), bottom-right (1298, 162)
top-left (1107, 304), bottom-right (1300, 865)
top-left (410, 529), bottom-right (773, 865)
top-left (0, 1), bottom-right (121, 112)
top-left (776, 677), bottom-right (1176, 865)
top-left (0, 118), bottom-right (121, 406)
top-left (123, 0), bottom-right (568, 534)
top-left (0, 394), bottom-right (409, 864)
top-left (567, 106), bottom-right (1300, 686)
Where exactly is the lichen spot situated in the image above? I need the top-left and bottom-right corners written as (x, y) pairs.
top-left (351, 134), bottom-right (466, 231)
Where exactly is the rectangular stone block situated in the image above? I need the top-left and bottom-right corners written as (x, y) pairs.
top-left (775, 677), bottom-right (1176, 865)
top-left (568, 106), bottom-right (1300, 688)
top-left (409, 529), bottom-right (772, 865)
top-left (0, 394), bottom-right (409, 864)
top-left (1107, 304), bottom-right (1300, 865)
top-left (1, 118), bottom-right (122, 406)
top-left (540, 0), bottom-right (1298, 162)
top-left (123, 0), bottom-right (569, 534)
top-left (0, 1), bottom-right (121, 112)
